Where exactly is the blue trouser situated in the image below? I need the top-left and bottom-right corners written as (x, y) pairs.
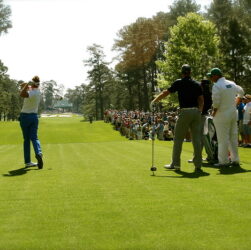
top-left (19, 113), bottom-right (42, 164)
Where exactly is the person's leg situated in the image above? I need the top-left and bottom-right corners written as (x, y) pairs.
top-left (30, 114), bottom-right (43, 169)
top-left (242, 125), bottom-right (248, 145)
top-left (238, 121), bottom-right (244, 145)
top-left (171, 111), bottom-right (190, 167)
top-left (200, 115), bottom-right (206, 153)
top-left (248, 125), bottom-right (251, 144)
top-left (189, 114), bottom-right (206, 163)
top-left (190, 110), bottom-right (202, 168)
top-left (29, 114), bottom-right (42, 156)
top-left (19, 114), bottom-right (31, 164)
top-left (228, 118), bottom-right (239, 163)
top-left (213, 119), bottom-right (230, 164)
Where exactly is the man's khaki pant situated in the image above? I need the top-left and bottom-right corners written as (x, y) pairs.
top-left (171, 108), bottom-right (202, 168)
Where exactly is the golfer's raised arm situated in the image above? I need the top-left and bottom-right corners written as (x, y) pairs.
top-left (20, 83), bottom-right (29, 98)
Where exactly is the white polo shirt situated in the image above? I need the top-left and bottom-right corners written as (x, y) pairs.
top-left (21, 89), bottom-right (41, 113)
top-left (212, 77), bottom-right (244, 120)
top-left (243, 102), bottom-right (251, 125)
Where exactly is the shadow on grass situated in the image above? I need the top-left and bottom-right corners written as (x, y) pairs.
top-left (156, 169), bottom-right (210, 178)
top-left (202, 162), bottom-right (219, 169)
top-left (218, 165), bottom-right (251, 175)
top-left (2, 166), bottom-right (39, 177)
top-left (202, 162), bottom-right (251, 175)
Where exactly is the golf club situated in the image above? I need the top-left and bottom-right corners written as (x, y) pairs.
top-left (150, 103), bottom-right (157, 176)
top-left (19, 82), bottom-right (64, 100)
top-left (150, 86), bottom-right (161, 176)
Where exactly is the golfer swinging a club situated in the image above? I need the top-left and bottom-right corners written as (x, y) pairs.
top-left (19, 76), bottom-right (43, 169)
top-left (151, 64), bottom-right (204, 172)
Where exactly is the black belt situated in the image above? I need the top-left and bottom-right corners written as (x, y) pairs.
top-left (180, 107), bottom-right (198, 110)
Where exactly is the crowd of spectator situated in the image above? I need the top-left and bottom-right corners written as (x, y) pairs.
top-left (104, 91), bottom-right (251, 147)
top-left (104, 109), bottom-right (180, 141)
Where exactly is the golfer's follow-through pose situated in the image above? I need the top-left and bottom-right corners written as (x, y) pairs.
top-left (19, 76), bottom-right (43, 169)
top-left (151, 65), bottom-right (204, 172)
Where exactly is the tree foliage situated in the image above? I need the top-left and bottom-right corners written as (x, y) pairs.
top-left (83, 44), bottom-right (113, 119)
top-left (0, 0), bottom-right (12, 36)
top-left (157, 13), bottom-right (219, 86)
top-left (169, 0), bottom-right (200, 25)
top-left (2, 0), bottom-right (251, 117)
top-left (207, 0), bottom-right (251, 92)
top-left (113, 16), bottom-right (170, 111)
top-left (0, 60), bottom-right (21, 120)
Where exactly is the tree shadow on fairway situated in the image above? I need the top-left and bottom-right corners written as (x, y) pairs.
top-left (2, 166), bottom-right (38, 177)
top-left (218, 165), bottom-right (251, 175)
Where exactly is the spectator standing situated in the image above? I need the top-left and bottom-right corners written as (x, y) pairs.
top-left (242, 94), bottom-right (251, 147)
top-left (163, 121), bottom-right (170, 140)
top-left (156, 119), bottom-right (164, 140)
top-left (19, 76), bottom-right (43, 169)
top-left (236, 97), bottom-right (245, 146)
top-left (207, 68), bottom-right (244, 167)
top-left (151, 64), bottom-right (204, 172)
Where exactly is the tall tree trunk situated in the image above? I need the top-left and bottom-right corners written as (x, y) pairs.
top-left (95, 85), bottom-right (98, 120)
top-left (150, 63), bottom-right (158, 101)
top-left (127, 76), bottom-right (133, 110)
top-left (98, 72), bottom-right (104, 120)
top-left (142, 67), bottom-right (149, 111)
top-left (99, 87), bottom-right (104, 120)
top-left (137, 80), bottom-right (142, 110)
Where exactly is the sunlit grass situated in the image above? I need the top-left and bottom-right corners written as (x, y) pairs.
top-left (0, 117), bottom-right (251, 250)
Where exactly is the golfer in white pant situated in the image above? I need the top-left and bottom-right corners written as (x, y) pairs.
top-left (207, 68), bottom-right (244, 167)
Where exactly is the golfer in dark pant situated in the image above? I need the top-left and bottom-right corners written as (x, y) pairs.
top-left (19, 76), bottom-right (43, 169)
top-left (20, 113), bottom-right (42, 165)
top-left (151, 64), bottom-right (204, 172)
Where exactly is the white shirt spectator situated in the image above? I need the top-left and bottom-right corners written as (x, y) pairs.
top-left (243, 102), bottom-right (251, 125)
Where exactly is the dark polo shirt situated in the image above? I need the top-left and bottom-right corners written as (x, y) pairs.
top-left (168, 77), bottom-right (202, 108)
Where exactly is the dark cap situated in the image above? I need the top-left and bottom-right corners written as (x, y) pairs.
top-left (181, 64), bottom-right (191, 74)
top-left (206, 68), bottom-right (222, 77)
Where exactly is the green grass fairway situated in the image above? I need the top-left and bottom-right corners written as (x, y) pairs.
top-left (1, 116), bottom-right (251, 250)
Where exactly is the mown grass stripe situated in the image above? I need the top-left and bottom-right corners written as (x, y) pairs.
top-left (0, 118), bottom-right (251, 250)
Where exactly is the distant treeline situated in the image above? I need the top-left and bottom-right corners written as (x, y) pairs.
top-left (1, 0), bottom-right (251, 120)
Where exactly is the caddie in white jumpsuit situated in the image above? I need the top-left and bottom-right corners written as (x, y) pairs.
top-left (207, 68), bottom-right (244, 167)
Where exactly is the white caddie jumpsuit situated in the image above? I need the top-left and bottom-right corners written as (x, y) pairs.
top-left (212, 77), bottom-right (244, 164)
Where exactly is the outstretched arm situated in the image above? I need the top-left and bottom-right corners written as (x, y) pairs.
top-left (151, 90), bottom-right (170, 104)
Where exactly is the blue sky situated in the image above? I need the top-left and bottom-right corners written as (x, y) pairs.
top-left (0, 0), bottom-right (212, 90)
